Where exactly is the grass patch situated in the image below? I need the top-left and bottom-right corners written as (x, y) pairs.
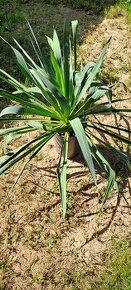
top-left (0, 11), bottom-right (25, 33)
top-left (104, 1), bottom-right (131, 25)
top-left (90, 239), bottom-right (131, 290)
top-left (99, 66), bottom-right (119, 85)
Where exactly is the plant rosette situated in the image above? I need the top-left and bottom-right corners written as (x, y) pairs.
top-left (0, 20), bottom-right (130, 217)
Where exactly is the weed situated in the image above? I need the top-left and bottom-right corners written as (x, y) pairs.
top-left (34, 152), bottom-right (43, 161)
top-left (67, 194), bottom-right (74, 209)
top-left (32, 272), bottom-right (44, 283)
top-left (99, 66), bottom-right (119, 85)
top-left (121, 63), bottom-right (131, 72)
top-left (47, 236), bottom-right (58, 248)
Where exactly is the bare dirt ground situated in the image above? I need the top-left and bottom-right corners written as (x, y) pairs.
top-left (0, 3), bottom-right (131, 290)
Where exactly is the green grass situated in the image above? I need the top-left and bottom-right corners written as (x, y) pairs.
top-left (0, 11), bottom-right (25, 34)
top-left (104, 1), bottom-right (131, 25)
top-left (99, 66), bottom-right (119, 85)
top-left (90, 239), bottom-right (131, 290)
top-left (41, 239), bottom-right (131, 289)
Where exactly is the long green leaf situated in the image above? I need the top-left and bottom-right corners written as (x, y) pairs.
top-left (0, 104), bottom-right (60, 120)
top-left (0, 90), bottom-right (57, 118)
top-left (75, 86), bottom-right (110, 116)
top-left (0, 37), bottom-right (31, 79)
top-left (0, 125), bottom-right (30, 136)
top-left (74, 62), bottom-right (95, 97)
top-left (0, 133), bottom-right (54, 174)
top-left (70, 117), bottom-right (97, 185)
top-left (86, 105), bottom-right (131, 115)
top-left (76, 38), bottom-right (111, 105)
top-left (50, 50), bottom-right (64, 95)
top-left (87, 124), bottom-right (131, 145)
top-left (2, 128), bottom-right (36, 154)
top-left (52, 29), bottom-right (62, 64)
top-left (63, 21), bottom-right (70, 101)
top-left (71, 20), bottom-right (78, 71)
top-left (86, 135), bottom-right (119, 204)
top-left (8, 133), bottom-right (51, 194)
top-left (27, 19), bottom-right (45, 69)
top-left (93, 122), bottom-right (131, 134)
top-left (57, 132), bottom-right (69, 218)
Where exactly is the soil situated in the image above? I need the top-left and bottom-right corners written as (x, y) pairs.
top-left (0, 137), bottom-right (131, 289)
top-left (0, 3), bottom-right (131, 290)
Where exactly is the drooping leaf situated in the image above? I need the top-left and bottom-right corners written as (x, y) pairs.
top-left (0, 125), bottom-right (29, 137)
top-left (70, 117), bottom-right (97, 185)
top-left (86, 135), bottom-right (119, 204)
top-left (87, 123), bottom-right (131, 145)
top-left (57, 132), bottom-right (69, 218)
top-left (0, 133), bottom-right (54, 175)
top-left (8, 133), bottom-right (52, 194)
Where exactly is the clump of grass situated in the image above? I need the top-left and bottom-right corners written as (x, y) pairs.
top-left (123, 1), bottom-right (131, 25)
top-left (90, 239), bottom-right (131, 290)
top-left (54, 268), bottom-right (90, 290)
top-left (99, 66), bottom-right (119, 85)
top-left (104, 4), bottom-right (124, 18)
top-left (104, 1), bottom-right (131, 26)
top-left (121, 63), bottom-right (131, 73)
top-left (0, 11), bottom-right (25, 33)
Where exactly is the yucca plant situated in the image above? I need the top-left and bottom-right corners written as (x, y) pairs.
top-left (0, 20), bottom-right (130, 217)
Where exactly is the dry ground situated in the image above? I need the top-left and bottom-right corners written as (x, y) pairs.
top-left (0, 2), bottom-right (131, 289)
